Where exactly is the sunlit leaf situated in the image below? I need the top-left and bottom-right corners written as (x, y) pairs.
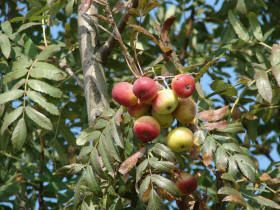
top-left (271, 44), bottom-right (280, 87)
top-left (248, 12), bottom-right (263, 41)
top-left (3, 70), bottom-right (27, 84)
top-left (90, 148), bottom-right (108, 180)
top-left (83, 165), bottom-right (102, 195)
top-left (234, 154), bottom-right (258, 182)
top-left (248, 195), bottom-right (280, 209)
top-left (0, 90), bottom-right (24, 104)
top-left (0, 34), bottom-right (11, 58)
top-left (215, 146), bottom-right (228, 172)
top-left (30, 62), bottom-right (67, 81)
top-left (11, 118), bottom-right (27, 150)
top-left (160, 16), bottom-right (176, 45)
top-left (204, 120), bottom-right (228, 131)
top-left (254, 68), bottom-right (272, 103)
top-left (150, 143), bottom-right (176, 162)
top-left (147, 188), bottom-right (165, 210)
top-left (139, 175), bottom-right (151, 200)
top-left (27, 90), bottom-right (59, 115)
top-left (151, 174), bottom-right (181, 196)
top-left (136, 159), bottom-right (149, 183)
top-left (110, 118), bottom-right (124, 148)
top-left (37, 44), bottom-right (61, 60)
top-left (148, 158), bottom-right (176, 172)
top-left (1, 106), bottom-right (23, 135)
top-left (28, 79), bottom-right (62, 98)
top-left (217, 122), bottom-right (244, 133)
top-left (55, 163), bottom-right (85, 176)
top-left (25, 106), bottom-right (53, 130)
top-left (228, 10), bottom-right (249, 42)
top-left (76, 127), bottom-right (101, 146)
top-left (222, 195), bottom-right (247, 208)
top-left (97, 136), bottom-right (114, 177)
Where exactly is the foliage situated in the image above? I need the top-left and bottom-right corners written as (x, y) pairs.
top-left (0, 0), bottom-right (280, 209)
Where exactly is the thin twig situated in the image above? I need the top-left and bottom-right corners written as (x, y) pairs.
top-left (103, 0), bottom-right (140, 78)
top-left (100, 0), bottom-right (138, 63)
top-left (39, 136), bottom-right (45, 210)
top-left (42, 17), bottom-right (48, 47)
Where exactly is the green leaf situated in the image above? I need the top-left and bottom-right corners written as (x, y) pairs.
top-left (93, 118), bottom-right (108, 129)
top-left (215, 146), bottom-right (228, 171)
top-left (1, 21), bottom-right (13, 35)
top-left (28, 79), bottom-right (62, 98)
top-left (12, 56), bottom-right (32, 71)
top-left (30, 62), bottom-right (66, 81)
top-left (248, 195), bottom-right (280, 209)
top-left (271, 44), bottom-right (280, 87)
top-left (55, 163), bottom-right (84, 176)
top-left (228, 157), bottom-right (238, 177)
top-left (90, 148), bottom-right (109, 180)
top-left (25, 106), bottom-right (53, 130)
top-left (110, 118), bottom-right (124, 148)
top-left (228, 10), bottom-right (249, 42)
top-left (0, 34), bottom-right (11, 58)
top-left (136, 159), bottom-right (149, 183)
top-left (147, 188), bottom-right (165, 210)
top-left (1, 106), bottom-right (23, 135)
top-left (0, 90), bottom-right (24, 104)
top-left (65, 0), bottom-right (75, 17)
top-left (3, 70), bottom-right (28, 84)
top-left (37, 45), bottom-right (61, 60)
top-left (202, 136), bottom-right (217, 155)
top-left (151, 174), bottom-right (181, 196)
top-left (148, 158), bottom-right (176, 172)
top-left (248, 12), bottom-right (263, 41)
top-left (211, 80), bottom-right (237, 96)
top-left (234, 154), bottom-right (258, 182)
top-left (139, 175), bottom-right (151, 199)
top-left (150, 143), bottom-right (176, 162)
top-left (16, 22), bottom-right (41, 33)
top-left (218, 187), bottom-right (247, 207)
top-left (27, 90), bottom-right (59, 115)
top-left (24, 38), bottom-right (38, 59)
top-left (217, 122), bottom-right (244, 133)
top-left (222, 143), bottom-right (242, 153)
top-left (254, 68), bottom-right (272, 103)
top-left (76, 127), bottom-right (101, 146)
top-left (103, 127), bottom-right (121, 162)
top-left (11, 118), bottom-right (27, 150)
top-left (83, 165), bottom-right (102, 195)
top-left (97, 136), bottom-right (114, 177)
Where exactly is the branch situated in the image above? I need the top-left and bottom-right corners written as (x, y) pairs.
top-left (100, 0), bottom-right (138, 63)
top-left (78, 0), bottom-right (110, 125)
top-left (59, 62), bottom-right (85, 89)
top-left (39, 136), bottom-right (45, 210)
top-left (181, 7), bottom-right (194, 61)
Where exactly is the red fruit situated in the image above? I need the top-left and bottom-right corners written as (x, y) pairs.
top-left (176, 173), bottom-right (197, 195)
top-left (171, 74), bottom-right (195, 98)
top-left (133, 77), bottom-right (158, 102)
top-left (133, 116), bottom-right (160, 142)
top-left (112, 82), bottom-right (137, 107)
top-left (128, 101), bottom-right (150, 118)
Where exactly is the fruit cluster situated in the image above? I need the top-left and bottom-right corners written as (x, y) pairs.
top-left (112, 74), bottom-right (196, 153)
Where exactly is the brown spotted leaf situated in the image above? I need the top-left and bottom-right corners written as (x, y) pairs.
top-left (223, 195), bottom-right (247, 208)
top-left (129, 24), bottom-right (160, 46)
top-left (198, 106), bottom-right (229, 122)
top-left (112, 0), bottom-right (132, 13)
top-left (160, 16), bottom-right (176, 45)
top-left (202, 153), bottom-right (212, 167)
top-left (119, 147), bottom-right (146, 174)
top-left (204, 120), bottom-right (227, 131)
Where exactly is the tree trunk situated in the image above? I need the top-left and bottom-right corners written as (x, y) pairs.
top-left (78, 1), bottom-right (109, 125)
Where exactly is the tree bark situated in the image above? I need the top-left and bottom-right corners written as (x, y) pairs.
top-left (78, 1), bottom-right (109, 125)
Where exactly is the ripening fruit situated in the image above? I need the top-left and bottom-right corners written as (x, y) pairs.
top-left (112, 82), bottom-right (137, 107)
top-left (152, 89), bottom-right (178, 114)
top-left (167, 127), bottom-right (194, 152)
top-left (176, 172), bottom-right (197, 195)
top-left (151, 110), bottom-right (174, 128)
top-left (173, 98), bottom-right (196, 124)
top-left (171, 74), bottom-right (195, 98)
top-left (128, 100), bottom-right (150, 118)
top-left (133, 116), bottom-right (160, 142)
top-left (133, 77), bottom-right (158, 102)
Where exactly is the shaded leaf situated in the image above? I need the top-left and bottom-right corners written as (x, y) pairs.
top-left (1, 106), bottom-right (23, 135)
top-left (150, 143), bottom-right (176, 162)
top-left (110, 118), bottom-right (124, 148)
top-left (97, 136), bottom-right (114, 176)
top-left (248, 195), bottom-right (280, 209)
top-left (25, 106), bottom-right (53, 130)
top-left (234, 154), bottom-right (258, 182)
top-left (254, 68), bottom-right (272, 103)
top-left (223, 195), bottom-right (247, 208)
top-left (83, 165), bottom-right (102, 195)
top-left (3, 70), bottom-right (27, 84)
top-left (30, 62), bottom-right (66, 81)
top-left (211, 80), bottom-right (237, 96)
top-left (0, 90), bottom-right (24, 104)
top-left (222, 143), bottom-right (242, 153)
top-left (151, 174), bottom-right (181, 196)
top-left (37, 44), bottom-right (61, 60)
top-left (136, 159), bottom-right (149, 183)
top-left (139, 175), bottom-right (151, 200)
top-left (143, 0), bottom-right (160, 15)
top-left (16, 22), bottom-right (41, 33)
top-left (198, 106), bottom-right (229, 122)
top-left (112, 0), bottom-right (131, 13)
top-left (103, 127), bottom-right (121, 162)
top-left (28, 79), bottom-right (62, 98)
top-left (205, 120), bottom-right (228, 131)
top-left (196, 56), bottom-right (224, 81)
top-left (149, 158), bottom-right (176, 172)
top-left (55, 163), bottom-right (84, 176)
top-left (119, 147), bottom-right (146, 174)
top-left (248, 12), bottom-right (263, 41)
top-left (160, 16), bottom-right (176, 45)
top-left (147, 188), bottom-right (165, 210)
top-left (0, 34), bottom-right (11, 58)
top-left (271, 44), bottom-right (280, 87)
top-left (202, 136), bottom-right (217, 155)
top-left (76, 127), bottom-right (101, 146)
top-left (90, 148), bottom-right (108, 179)
top-left (27, 90), bottom-right (59, 115)
top-left (228, 10), bottom-right (249, 42)
top-left (11, 118), bottom-right (27, 150)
